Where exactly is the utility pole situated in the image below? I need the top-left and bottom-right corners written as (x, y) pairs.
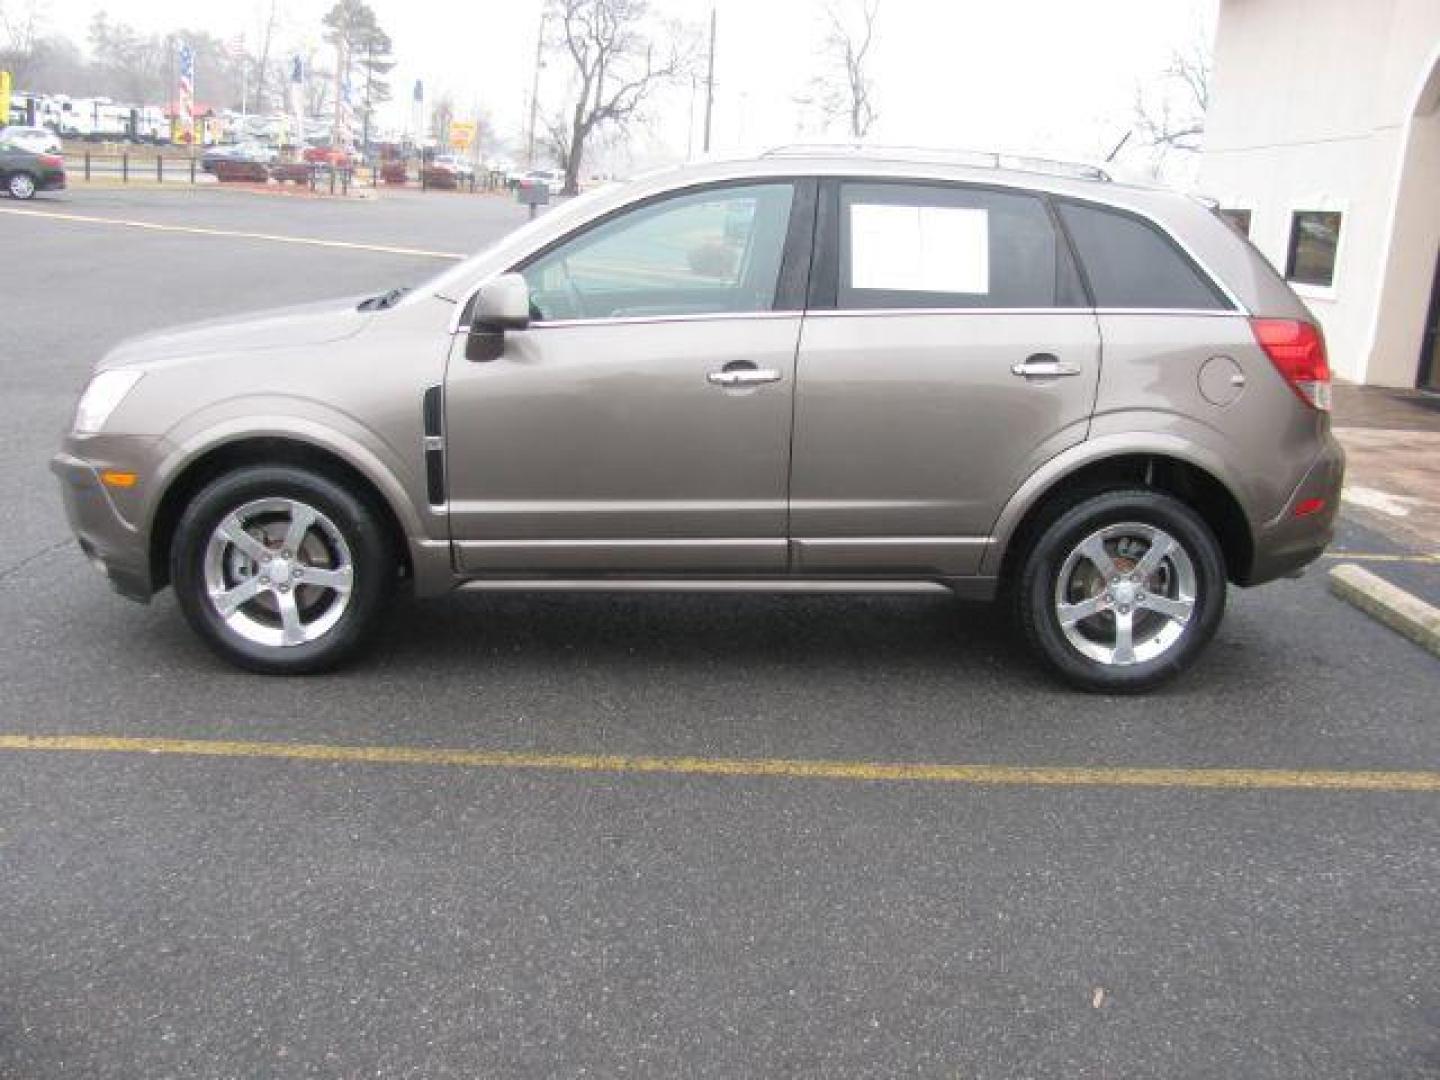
top-left (686, 74), bottom-right (697, 159)
top-left (702, 5), bottom-right (716, 154)
top-left (525, 9), bottom-right (546, 168)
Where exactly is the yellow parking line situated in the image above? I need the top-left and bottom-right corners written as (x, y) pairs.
top-left (0, 734), bottom-right (1437, 792)
top-left (0, 206), bottom-right (465, 260)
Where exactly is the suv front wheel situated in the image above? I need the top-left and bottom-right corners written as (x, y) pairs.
top-left (170, 465), bottom-right (395, 674)
top-left (1014, 489), bottom-right (1227, 693)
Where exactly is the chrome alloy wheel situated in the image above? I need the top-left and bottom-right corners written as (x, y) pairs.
top-left (1053, 522), bottom-right (1197, 667)
top-left (202, 497), bottom-right (355, 648)
top-left (9, 173), bottom-right (36, 199)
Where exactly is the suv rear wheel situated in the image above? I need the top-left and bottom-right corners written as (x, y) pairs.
top-left (1014, 489), bottom-right (1226, 693)
top-left (170, 465), bottom-right (394, 674)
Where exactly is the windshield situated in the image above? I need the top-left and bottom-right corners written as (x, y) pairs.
top-left (420, 182), bottom-right (620, 303)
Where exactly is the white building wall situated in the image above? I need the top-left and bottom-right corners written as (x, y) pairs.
top-left (1199, 0), bottom-right (1440, 387)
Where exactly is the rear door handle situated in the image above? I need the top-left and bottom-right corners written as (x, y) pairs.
top-left (1011, 353), bottom-right (1082, 378)
top-left (707, 368), bottom-right (783, 387)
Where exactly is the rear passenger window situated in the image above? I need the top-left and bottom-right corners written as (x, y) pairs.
top-left (1057, 201), bottom-right (1231, 310)
top-left (839, 182), bottom-right (1083, 309)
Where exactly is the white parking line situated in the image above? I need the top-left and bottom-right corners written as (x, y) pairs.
top-left (0, 205), bottom-right (465, 260)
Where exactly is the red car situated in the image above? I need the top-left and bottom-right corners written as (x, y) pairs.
top-left (301, 146), bottom-right (356, 169)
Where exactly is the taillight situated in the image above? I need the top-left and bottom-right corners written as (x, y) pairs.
top-left (38, 153), bottom-right (63, 167)
top-left (1251, 318), bottom-right (1331, 411)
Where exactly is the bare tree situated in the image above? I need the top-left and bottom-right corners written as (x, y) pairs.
top-left (250, 0), bottom-right (281, 113)
top-left (0, 0), bottom-right (47, 85)
top-left (799, 0), bottom-right (879, 139)
top-left (545, 0), bottom-right (691, 195)
top-left (1132, 36), bottom-right (1211, 175)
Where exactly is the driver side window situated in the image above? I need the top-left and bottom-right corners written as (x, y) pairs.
top-left (519, 182), bottom-right (795, 322)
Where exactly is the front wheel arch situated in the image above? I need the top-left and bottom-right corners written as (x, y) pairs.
top-left (150, 436), bottom-right (411, 593)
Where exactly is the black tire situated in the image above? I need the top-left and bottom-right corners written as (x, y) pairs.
top-left (7, 171), bottom-right (38, 200)
top-left (170, 465), bottom-right (395, 675)
top-left (1013, 488), bottom-right (1227, 693)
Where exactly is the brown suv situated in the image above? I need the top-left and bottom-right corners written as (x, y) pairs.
top-left (51, 148), bottom-right (1343, 690)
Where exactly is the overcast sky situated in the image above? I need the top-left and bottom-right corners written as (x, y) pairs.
top-left (34, 0), bottom-right (1216, 168)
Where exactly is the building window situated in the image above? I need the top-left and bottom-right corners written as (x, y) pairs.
top-left (1219, 208), bottom-right (1252, 237)
top-left (1285, 211), bottom-right (1342, 288)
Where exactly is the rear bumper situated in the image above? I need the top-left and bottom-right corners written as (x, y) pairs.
top-left (1243, 431), bottom-right (1346, 586)
top-left (50, 452), bottom-right (153, 602)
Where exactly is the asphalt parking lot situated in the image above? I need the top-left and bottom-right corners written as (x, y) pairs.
top-left (2, 186), bottom-right (1439, 1078)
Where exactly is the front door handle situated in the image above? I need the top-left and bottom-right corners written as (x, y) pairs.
top-left (707, 367), bottom-right (783, 387)
top-left (1011, 353), bottom-right (1082, 378)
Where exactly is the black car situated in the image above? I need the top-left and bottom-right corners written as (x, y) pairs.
top-left (201, 142), bottom-right (277, 174)
top-left (0, 140), bottom-right (65, 200)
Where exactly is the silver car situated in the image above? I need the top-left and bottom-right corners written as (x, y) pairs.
top-left (52, 147), bottom-right (1344, 691)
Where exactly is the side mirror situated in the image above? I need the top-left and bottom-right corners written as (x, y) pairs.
top-left (473, 272), bottom-right (531, 331)
top-left (466, 273), bottom-right (530, 362)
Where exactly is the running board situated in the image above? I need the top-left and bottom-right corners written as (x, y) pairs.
top-left (456, 578), bottom-right (985, 596)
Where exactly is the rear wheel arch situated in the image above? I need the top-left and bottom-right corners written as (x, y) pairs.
top-left (149, 436), bottom-right (412, 592)
top-left (995, 452), bottom-right (1254, 589)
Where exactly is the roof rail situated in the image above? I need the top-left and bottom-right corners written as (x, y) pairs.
top-left (759, 143), bottom-right (1113, 182)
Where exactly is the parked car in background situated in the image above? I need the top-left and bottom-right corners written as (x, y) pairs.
top-left (302, 145), bottom-right (356, 169)
top-left (51, 148), bottom-right (1343, 690)
top-left (422, 155), bottom-right (475, 189)
top-left (0, 125), bottom-right (63, 155)
top-left (0, 139), bottom-right (66, 199)
top-left (522, 167), bottom-right (565, 191)
top-left (201, 142), bottom-right (278, 174)
top-left (434, 155), bottom-right (476, 181)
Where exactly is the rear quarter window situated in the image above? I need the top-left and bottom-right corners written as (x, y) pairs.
top-left (1057, 201), bottom-right (1231, 311)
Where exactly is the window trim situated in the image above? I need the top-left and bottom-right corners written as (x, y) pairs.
top-left (452, 173), bottom-right (1249, 330)
top-left (806, 177), bottom-right (1244, 315)
top-left (454, 177), bottom-right (816, 329)
top-left (1283, 206), bottom-right (1344, 297)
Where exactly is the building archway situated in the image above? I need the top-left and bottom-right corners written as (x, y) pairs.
top-left (1367, 45), bottom-right (1440, 389)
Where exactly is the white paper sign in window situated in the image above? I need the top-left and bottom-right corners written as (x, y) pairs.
top-left (849, 204), bottom-right (990, 294)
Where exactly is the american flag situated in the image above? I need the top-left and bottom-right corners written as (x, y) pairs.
top-left (177, 42), bottom-right (195, 126)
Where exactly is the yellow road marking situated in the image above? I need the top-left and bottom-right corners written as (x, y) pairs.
top-left (1322, 551), bottom-right (1440, 565)
top-left (0, 735), bottom-right (1436, 792)
top-left (0, 206), bottom-right (465, 260)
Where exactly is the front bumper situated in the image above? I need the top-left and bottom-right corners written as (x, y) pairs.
top-left (1244, 431), bottom-right (1346, 586)
top-left (50, 452), bottom-right (153, 602)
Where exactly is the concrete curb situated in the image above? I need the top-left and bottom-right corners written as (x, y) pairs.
top-left (1328, 563), bottom-right (1440, 659)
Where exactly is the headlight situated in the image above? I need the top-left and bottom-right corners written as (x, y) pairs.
top-left (74, 370), bottom-right (144, 434)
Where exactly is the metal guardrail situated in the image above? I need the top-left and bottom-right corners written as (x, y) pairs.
top-left (63, 152), bottom-right (512, 196)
